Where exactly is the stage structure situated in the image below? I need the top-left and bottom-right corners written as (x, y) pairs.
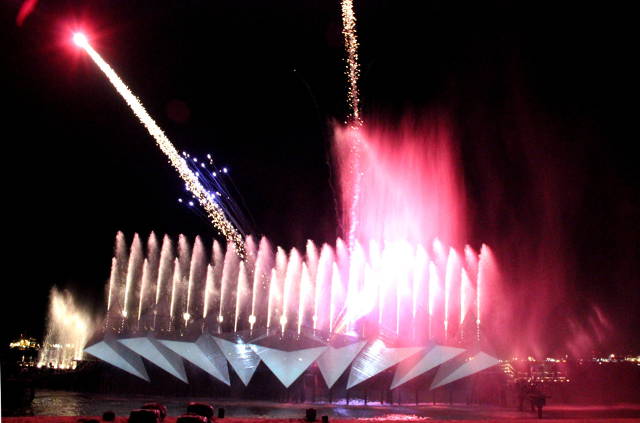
top-left (85, 233), bottom-right (499, 391)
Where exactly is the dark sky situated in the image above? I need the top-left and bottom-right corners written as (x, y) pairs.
top-left (1, 1), bottom-right (638, 352)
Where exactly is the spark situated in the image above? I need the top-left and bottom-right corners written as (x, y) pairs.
top-left (180, 153), bottom-right (252, 241)
top-left (73, 36), bottom-right (246, 259)
top-left (341, 0), bottom-right (364, 250)
top-left (340, 0), bottom-right (362, 126)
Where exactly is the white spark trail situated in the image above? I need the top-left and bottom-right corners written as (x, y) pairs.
top-left (340, 0), bottom-right (364, 250)
top-left (76, 38), bottom-right (245, 259)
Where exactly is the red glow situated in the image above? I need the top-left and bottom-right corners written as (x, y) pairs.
top-left (331, 118), bottom-right (498, 342)
top-left (16, 0), bottom-right (38, 27)
top-left (334, 121), bottom-right (465, 247)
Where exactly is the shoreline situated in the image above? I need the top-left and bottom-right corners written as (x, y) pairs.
top-left (4, 418), bottom-right (640, 423)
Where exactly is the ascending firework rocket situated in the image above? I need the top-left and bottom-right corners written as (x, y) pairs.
top-left (72, 32), bottom-right (246, 259)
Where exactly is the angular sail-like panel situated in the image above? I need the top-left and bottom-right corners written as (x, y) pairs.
top-left (391, 344), bottom-right (465, 389)
top-left (317, 341), bottom-right (366, 388)
top-left (119, 336), bottom-right (188, 383)
top-left (430, 351), bottom-right (499, 389)
top-left (346, 341), bottom-right (424, 389)
top-left (213, 337), bottom-right (260, 386)
top-left (85, 337), bottom-right (149, 382)
top-left (160, 334), bottom-right (230, 385)
top-left (251, 345), bottom-right (327, 388)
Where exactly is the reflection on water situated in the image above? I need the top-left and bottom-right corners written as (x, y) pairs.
top-left (31, 390), bottom-right (433, 418)
top-left (29, 390), bottom-right (640, 420)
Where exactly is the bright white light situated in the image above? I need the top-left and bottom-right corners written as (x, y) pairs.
top-left (72, 33), bottom-right (88, 47)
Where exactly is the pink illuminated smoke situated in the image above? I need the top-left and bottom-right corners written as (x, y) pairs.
top-left (333, 120), bottom-right (465, 248)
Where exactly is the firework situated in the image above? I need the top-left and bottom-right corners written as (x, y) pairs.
top-left (177, 152), bottom-right (252, 237)
top-left (340, 1), bottom-right (364, 250)
top-left (340, 0), bottom-right (362, 125)
top-left (73, 33), bottom-right (246, 259)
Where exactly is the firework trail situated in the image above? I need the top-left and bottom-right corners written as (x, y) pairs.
top-left (341, 0), bottom-right (364, 250)
top-left (72, 34), bottom-right (246, 259)
top-left (341, 0), bottom-right (362, 126)
top-left (177, 152), bottom-right (253, 237)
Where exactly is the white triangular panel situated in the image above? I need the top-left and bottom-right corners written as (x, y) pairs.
top-left (346, 341), bottom-right (424, 389)
top-left (160, 334), bottom-right (229, 385)
top-left (317, 341), bottom-right (367, 388)
top-left (84, 338), bottom-right (149, 381)
top-left (213, 337), bottom-right (260, 386)
top-left (119, 336), bottom-right (188, 383)
top-left (251, 345), bottom-right (327, 388)
top-left (430, 351), bottom-right (499, 389)
top-left (391, 344), bottom-right (465, 389)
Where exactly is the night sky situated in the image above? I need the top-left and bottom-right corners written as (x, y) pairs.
top-left (1, 1), bottom-right (638, 353)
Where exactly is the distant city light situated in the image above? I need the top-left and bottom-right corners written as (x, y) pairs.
top-left (9, 336), bottom-right (40, 350)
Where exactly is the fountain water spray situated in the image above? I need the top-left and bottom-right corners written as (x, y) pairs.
top-left (38, 287), bottom-right (92, 369)
top-left (104, 233), bottom-right (495, 346)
